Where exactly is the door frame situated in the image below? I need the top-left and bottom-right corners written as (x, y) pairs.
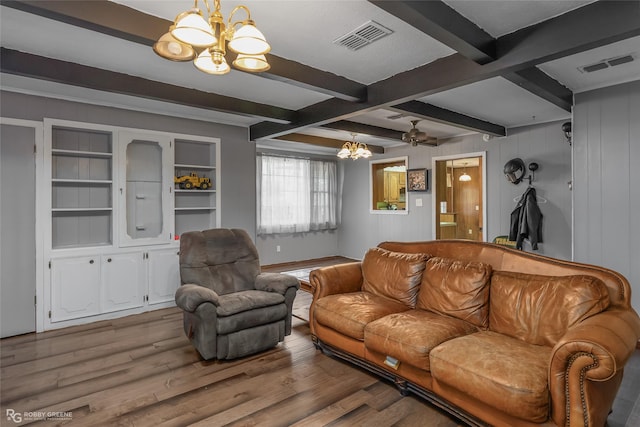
top-left (0, 117), bottom-right (45, 333)
top-left (431, 151), bottom-right (487, 242)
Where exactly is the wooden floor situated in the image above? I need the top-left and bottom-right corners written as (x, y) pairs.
top-left (1, 257), bottom-right (638, 426)
top-left (0, 305), bottom-right (461, 426)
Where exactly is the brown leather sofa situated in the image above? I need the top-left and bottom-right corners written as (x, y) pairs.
top-left (309, 240), bottom-right (640, 427)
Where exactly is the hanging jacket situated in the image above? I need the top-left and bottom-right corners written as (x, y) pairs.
top-left (509, 187), bottom-right (543, 250)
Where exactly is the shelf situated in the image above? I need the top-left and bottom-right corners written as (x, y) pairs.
top-left (52, 208), bottom-right (113, 213)
top-left (52, 179), bottom-right (113, 185)
top-left (52, 241), bottom-right (113, 250)
top-left (174, 163), bottom-right (216, 170)
top-left (52, 149), bottom-right (112, 158)
top-left (174, 207), bottom-right (217, 211)
top-left (174, 189), bottom-right (216, 193)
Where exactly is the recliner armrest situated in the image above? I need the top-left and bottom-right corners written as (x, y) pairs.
top-left (175, 284), bottom-right (220, 312)
top-left (255, 272), bottom-right (300, 295)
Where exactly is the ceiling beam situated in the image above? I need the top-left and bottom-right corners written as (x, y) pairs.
top-left (370, 0), bottom-right (572, 112)
top-left (274, 133), bottom-right (385, 154)
top-left (503, 68), bottom-right (573, 112)
top-left (251, 0), bottom-right (640, 139)
top-left (368, 0), bottom-right (495, 64)
top-left (2, 0), bottom-right (367, 102)
top-left (389, 101), bottom-right (506, 136)
top-left (321, 121), bottom-right (404, 141)
top-left (0, 48), bottom-right (296, 123)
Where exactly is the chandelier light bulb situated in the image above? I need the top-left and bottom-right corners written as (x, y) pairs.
top-left (194, 48), bottom-right (230, 75)
top-left (171, 8), bottom-right (217, 47)
top-left (228, 22), bottom-right (271, 55)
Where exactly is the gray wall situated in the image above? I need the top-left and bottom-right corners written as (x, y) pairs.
top-left (338, 120), bottom-right (573, 261)
top-left (0, 90), bottom-right (256, 236)
top-left (574, 80), bottom-right (640, 314)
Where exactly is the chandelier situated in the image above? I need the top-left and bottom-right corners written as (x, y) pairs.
top-left (337, 134), bottom-right (372, 160)
top-left (153, 0), bottom-right (271, 75)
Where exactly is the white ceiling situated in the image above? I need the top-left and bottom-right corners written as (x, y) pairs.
top-left (1, 0), bottom-right (638, 153)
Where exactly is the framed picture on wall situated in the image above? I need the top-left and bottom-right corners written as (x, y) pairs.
top-left (408, 168), bottom-right (429, 191)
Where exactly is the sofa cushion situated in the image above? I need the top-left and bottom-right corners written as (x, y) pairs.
top-left (314, 292), bottom-right (409, 340)
top-left (364, 309), bottom-right (477, 371)
top-left (430, 331), bottom-right (552, 423)
top-left (361, 247), bottom-right (430, 308)
top-left (489, 271), bottom-right (610, 346)
top-left (417, 257), bottom-right (492, 328)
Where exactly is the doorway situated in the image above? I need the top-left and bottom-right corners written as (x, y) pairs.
top-left (432, 152), bottom-right (486, 241)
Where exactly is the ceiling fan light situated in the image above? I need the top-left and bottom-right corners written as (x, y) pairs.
top-left (228, 22), bottom-right (270, 55)
top-left (171, 8), bottom-right (217, 47)
top-left (153, 30), bottom-right (196, 61)
top-left (194, 49), bottom-right (230, 75)
top-left (233, 54), bottom-right (270, 72)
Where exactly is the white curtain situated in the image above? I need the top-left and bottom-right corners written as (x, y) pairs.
top-left (257, 154), bottom-right (338, 234)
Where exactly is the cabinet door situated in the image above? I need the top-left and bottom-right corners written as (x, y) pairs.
top-left (51, 256), bottom-right (101, 322)
top-left (147, 249), bottom-right (180, 304)
top-left (119, 131), bottom-right (172, 247)
top-left (101, 253), bottom-right (146, 313)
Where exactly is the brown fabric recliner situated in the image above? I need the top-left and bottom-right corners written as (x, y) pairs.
top-left (175, 228), bottom-right (299, 360)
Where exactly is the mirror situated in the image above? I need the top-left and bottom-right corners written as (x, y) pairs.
top-left (370, 156), bottom-right (408, 213)
top-left (432, 153), bottom-right (486, 241)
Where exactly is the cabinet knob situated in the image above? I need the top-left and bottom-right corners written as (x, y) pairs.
top-left (89, 259), bottom-right (94, 264)
top-left (107, 258), bottom-right (112, 263)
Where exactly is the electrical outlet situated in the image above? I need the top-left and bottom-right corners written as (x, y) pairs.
top-left (276, 245), bottom-right (281, 252)
top-left (468, 229), bottom-right (473, 235)
top-left (415, 198), bottom-right (423, 207)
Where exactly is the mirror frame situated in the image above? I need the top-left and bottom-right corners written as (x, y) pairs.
top-left (431, 151), bottom-right (487, 241)
top-left (369, 156), bottom-right (409, 215)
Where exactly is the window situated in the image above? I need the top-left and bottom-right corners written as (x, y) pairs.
top-left (257, 154), bottom-right (338, 234)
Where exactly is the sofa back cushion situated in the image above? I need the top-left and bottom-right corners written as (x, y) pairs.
top-left (362, 247), bottom-right (430, 308)
top-left (489, 271), bottom-right (610, 346)
top-left (417, 257), bottom-right (493, 328)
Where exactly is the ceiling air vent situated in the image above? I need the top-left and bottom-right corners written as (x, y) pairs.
top-left (333, 20), bottom-right (393, 51)
top-left (578, 53), bottom-right (636, 73)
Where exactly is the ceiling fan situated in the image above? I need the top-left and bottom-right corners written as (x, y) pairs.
top-left (401, 120), bottom-right (437, 146)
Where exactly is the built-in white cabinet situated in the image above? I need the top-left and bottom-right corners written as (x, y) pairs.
top-left (50, 125), bottom-right (114, 249)
top-left (174, 138), bottom-right (220, 237)
top-left (50, 256), bottom-right (101, 322)
top-left (100, 252), bottom-right (146, 314)
top-left (119, 131), bottom-right (173, 247)
top-left (43, 119), bottom-right (220, 329)
top-left (147, 249), bottom-right (181, 304)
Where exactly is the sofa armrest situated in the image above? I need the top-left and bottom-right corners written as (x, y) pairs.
top-left (309, 262), bottom-right (363, 299)
top-left (255, 272), bottom-right (300, 295)
top-left (175, 284), bottom-right (220, 313)
top-left (549, 308), bottom-right (640, 427)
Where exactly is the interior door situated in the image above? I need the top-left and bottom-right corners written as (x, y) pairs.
top-left (1, 123), bottom-right (36, 337)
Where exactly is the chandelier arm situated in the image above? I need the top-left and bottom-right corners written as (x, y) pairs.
top-left (199, 0), bottom-right (212, 15)
top-left (227, 5), bottom-right (252, 36)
